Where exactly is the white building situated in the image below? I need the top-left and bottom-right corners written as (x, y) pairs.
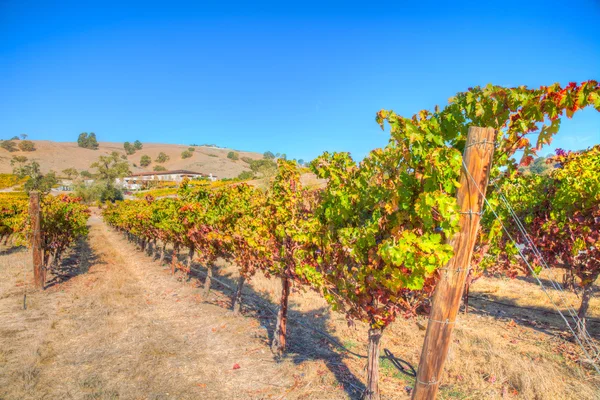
top-left (116, 169), bottom-right (217, 190)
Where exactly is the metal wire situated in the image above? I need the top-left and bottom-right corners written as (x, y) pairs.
top-left (462, 161), bottom-right (600, 376)
top-left (493, 183), bottom-right (600, 360)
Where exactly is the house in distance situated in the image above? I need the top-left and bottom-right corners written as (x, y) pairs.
top-left (117, 169), bottom-right (217, 190)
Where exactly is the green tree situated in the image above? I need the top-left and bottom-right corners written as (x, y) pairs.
top-left (227, 151), bottom-right (239, 160)
top-left (249, 159), bottom-right (277, 177)
top-left (155, 152), bottom-right (170, 163)
top-left (133, 140), bottom-right (143, 150)
top-left (20, 134), bottom-right (28, 140)
top-left (80, 170), bottom-right (93, 179)
top-left (154, 165), bottom-right (167, 172)
top-left (62, 168), bottom-right (79, 179)
top-left (140, 155), bottom-right (152, 167)
top-left (13, 161), bottom-right (58, 194)
top-left (18, 140), bottom-right (35, 152)
top-left (0, 140), bottom-right (17, 152)
top-left (523, 156), bottom-right (553, 175)
top-left (188, 147), bottom-right (195, 152)
top-left (263, 151), bottom-right (275, 159)
top-left (123, 142), bottom-right (135, 155)
top-left (77, 132), bottom-right (99, 149)
top-left (10, 155), bottom-right (28, 166)
top-left (181, 150), bottom-right (193, 159)
top-left (87, 152), bottom-right (130, 202)
top-left (236, 170), bottom-right (255, 180)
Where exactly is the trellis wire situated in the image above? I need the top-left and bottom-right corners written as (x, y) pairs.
top-left (462, 161), bottom-right (600, 376)
top-left (493, 183), bottom-right (600, 360)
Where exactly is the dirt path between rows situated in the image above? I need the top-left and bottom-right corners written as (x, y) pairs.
top-left (0, 215), bottom-right (336, 400)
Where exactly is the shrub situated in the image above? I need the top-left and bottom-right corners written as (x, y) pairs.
top-left (188, 147), bottom-right (195, 152)
top-left (62, 168), bottom-right (79, 179)
top-left (155, 152), bottom-right (169, 163)
top-left (140, 155), bottom-right (151, 167)
top-left (237, 170), bottom-right (255, 180)
top-left (10, 155), bottom-right (28, 165)
top-left (227, 151), bottom-right (239, 160)
top-left (241, 156), bottom-right (253, 164)
top-left (133, 140), bottom-right (143, 150)
top-left (263, 151), bottom-right (275, 159)
top-left (154, 165), bottom-right (167, 172)
top-left (0, 140), bottom-right (17, 152)
top-left (181, 150), bottom-right (193, 159)
top-left (18, 140), bottom-right (35, 152)
top-left (249, 159), bottom-right (277, 176)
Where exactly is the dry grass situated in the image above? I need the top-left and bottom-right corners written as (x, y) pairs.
top-left (1, 216), bottom-right (599, 399)
top-left (0, 140), bottom-right (262, 179)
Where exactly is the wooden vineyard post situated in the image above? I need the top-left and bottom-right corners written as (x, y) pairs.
top-left (29, 191), bottom-right (44, 290)
top-left (412, 126), bottom-right (495, 399)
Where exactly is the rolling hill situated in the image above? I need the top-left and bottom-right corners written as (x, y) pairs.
top-left (0, 140), bottom-right (263, 179)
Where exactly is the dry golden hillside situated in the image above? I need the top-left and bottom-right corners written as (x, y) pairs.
top-left (0, 141), bottom-right (263, 179)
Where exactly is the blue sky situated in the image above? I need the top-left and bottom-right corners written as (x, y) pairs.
top-left (1, 0), bottom-right (599, 162)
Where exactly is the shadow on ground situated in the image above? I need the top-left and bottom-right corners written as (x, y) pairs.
top-left (154, 249), bottom-right (368, 399)
top-left (45, 234), bottom-right (105, 289)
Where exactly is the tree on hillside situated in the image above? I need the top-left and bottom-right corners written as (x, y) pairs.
top-left (10, 136), bottom-right (20, 140)
top-left (77, 132), bottom-right (99, 149)
top-left (62, 168), bottom-right (79, 180)
top-left (0, 140), bottom-right (17, 152)
top-left (10, 155), bottom-right (28, 166)
top-left (123, 141), bottom-right (136, 155)
top-left (519, 156), bottom-right (553, 175)
top-left (140, 155), bottom-right (152, 167)
top-left (263, 151), bottom-right (275, 159)
top-left (86, 152), bottom-right (130, 202)
top-left (13, 161), bottom-right (57, 194)
top-left (80, 170), bottom-right (93, 179)
top-left (188, 147), bottom-right (195, 152)
top-left (227, 151), bottom-right (239, 160)
top-left (249, 159), bottom-right (277, 177)
top-left (18, 140), bottom-right (35, 152)
top-left (181, 150), bottom-right (193, 159)
top-left (133, 140), bottom-right (143, 150)
top-left (155, 152), bottom-right (169, 163)
top-left (236, 170), bottom-right (255, 180)
top-left (19, 134), bottom-right (28, 140)
top-left (154, 165), bottom-right (167, 172)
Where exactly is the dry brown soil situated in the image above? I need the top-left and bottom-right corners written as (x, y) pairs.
top-left (1, 215), bottom-right (599, 399)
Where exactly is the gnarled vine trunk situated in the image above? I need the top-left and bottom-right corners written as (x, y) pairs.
top-left (271, 276), bottom-right (290, 355)
top-left (203, 264), bottom-right (214, 297)
top-left (187, 245), bottom-right (195, 271)
top-left (171, 244), bottom-right (179, 275)
top-left (232, 276), bottom-right (245, 315)
top-left (363, 328), bottom-right (383, 400)
top-left (159, 245), bottom-right (166, 264)
top-left (577, 280), bottom-right (595, 339)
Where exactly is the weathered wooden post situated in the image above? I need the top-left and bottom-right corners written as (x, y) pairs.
top-left (412, 126), bottom-right (495, 399)
top-left (29, 191), bottom-right (44, 290)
